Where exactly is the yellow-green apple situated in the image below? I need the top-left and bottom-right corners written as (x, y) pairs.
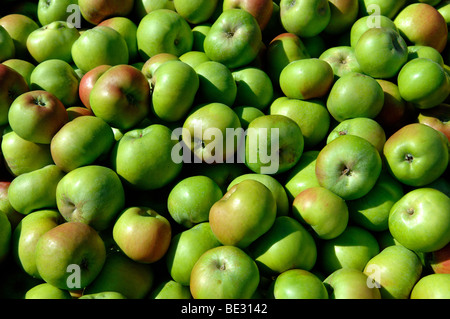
top-left (79, 292), bottom-right (127, 299)
top-left (179, 50), bottom-right (210, 69)
top-left (0, 181), bottom-right (23, 229)
top-left (192, 24), bottom-right (211, 52)
top-left (394, 3), bottom-right (448, 53)
top-left (232, 66), bottom-right (274, 110)
top-left (292, 186), bottom-right (349, 240)
top-left (0, 26), bottom-right (15, 63)
top-left (319, 226), bottom-right (380, 275)
top-left (350, 15), bottom-right (398, 47)
top-left (112, 207), bottom-right (172, 264)
top-left (194, 61), bottom-right (237, 107)
top-left (279, 0), bottom-right (331, 38)
top-left (37, 0), bottom-right (78, 26)
top-left (245, 114), bottom-right (304, 174)
top-left (134, 0), bottom-right (176, 20)
top-left (141, 52), bottom-right (179, 87)
top-left (0, 210), bottom-right (11, 264)
top-left (149, 279), bottom-right (192, 299)
top-left (438, 1), bottom-right (450, 43)
top-left (1, 130), bottom-right (53, 177)
top-left (168, 176), bottom-right (223, 228)
top-left (223, 0), bottom-right (274, 31)
top-left (363, 245), bottom-right (422, 299)
top-left (25, 283), bottom-right (72, 299)
top-left (30, 59), bottom-right (79, 107)
top-left (407, 45), bottom-right (444, 66)
top-left (248, 216), bottom-right (317, 276)
top-left (0, 14), bottom-right (39, 60)
top-left (8, 164), bottom-right (65, 215)
top-left (270, 96), bottom-right (330, 149)
top-left (323, 268), bottom-right (381, 299)
top-left (319, 46), bottom-right (362, 80)
top-left (26, 21), bottom-right (80, 64)
top-left (174, 0), bottom-right (219, 24)
top-left (98, 17), bottom-right (138, 63)
top-left (324, 0), bottom-right (359, 35)
top-left (35, 221), bottom-right (106, 291)
top-left (8, 90), bottom-right (68, 144)
top-left (50, 115), bottom-right (115, 172)
top-left (389, 188), bottom-right (450, 253)
top-left (78, 64), bottom-right (111, 109)
top-left (0, 64), bottom-right (28, 127)
top-left (189, 245), bottom-right (260, 299)
top-left (83, 251), bottom-right (154, 299)
top-left (233, 106), bottom-right (264, 129)
top-left (410, 274), bottom-right (450, 299)
top-left (55, 165), bottom-right (125, 231)
top-left (417, 103), bottom-right (450, 142)
top-left (89, 64), bottom-right (150, 130)
top-left (165, 222), bottom-right (222, 286)
top-left (272, 269), bottom-right (328, 299)
top-left (71, 26), bottom-right (129, 74)
top-left (279, 58), bottom-right (334, 100)
top-left (209, 179), bottom-right (276, 248)
top-left (78, 0), bottom-right (134, 25)
top-left (12, 209), bottom-right (63, 278)
top-left (326, 72), bottom-right (384, 122)
top-left (358, 0), bottom-right (407, 19)
top-left (203, 8), bottom-right (262, 69)
top-left (111, 124), bottom-right (183, 190)
top-left (383, 123), bottom-right (449, 186)
top-left (151, 60), bottom-right (199, 122)
top-left (136, 9), bottom-right (193, 61)
top-left (2, 58), bottom-right (35, 87)
top-left (315, 134), bottom-right (382, 200)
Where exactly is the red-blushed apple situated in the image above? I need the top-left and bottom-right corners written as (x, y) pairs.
top-left (323, 268), bottom-right (381, 299)
top-left (113, 207), bottom-right (172, 264)
top-left (0, 64), bottom-right (28, 126)
top-left (78, 64), bottom-right (111, 110)
top-left (426, 243), bottom-right (450, 274)
top-left (2, 58), bottom-right (35, 87)
top-left (223, 0), bottom-right (273, 31)
top-left (410, 274), bottom-right (450, 299)
top-left (272, 269), bottom-right (328, 299)
top-left (324, 0), bottom-right (359, 35)
top-left (0, 14), bottom-right (39, 60)
top-left (78, 0), bottom-right (134, 25)
top-left (417, 103), bottom-right (450, 142)
top-left (141, 52), bottom-right (179, 87)
top-left (0, 181), bottom-right (23, 229)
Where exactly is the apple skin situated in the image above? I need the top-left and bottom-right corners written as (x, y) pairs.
top-left (165, 222), bottom-right (222, 286)
top-left (272, 269), bottom-right (328, 299)
top-left (319, 46), bottom-right (362, 80)
top-left (149, 279), bottom-right (192, 299)
top-left (209, 179), bottom-right (277, 248)
top-left (8, 90), bottom-right (68, 145)
top-left (37, 0), bottom-right (78, 26)
top-left (134, 0), bottom-right (176, 19)
top-left (113, 207), bottom-right (172, 264)
top-left (78, 65), bottom-right (111, 110)
top-left (350, 14), bottom-right (398, 48)
top-left (233, 106), bottom-right (264, 129)
top-left (223, 0), bottom-right (273, 31)
top-left (408, 45), bottom-right (444, 67)
top-left (174, 0), bottom-right (219, 24)
top-left (203, 8), bottom-right (262, 69)
top-left (2, 58), bottom-right (35, 87)
top-left (383, 123), bottom-right (449, 187)
top-left (189, 245), bottom-right (260, 299)
top-left (78, 0), bottom-right (134, 25)
top-left (363, 245), bottom-right (423, 299)
top-left (358, 0), bottom-right (407, 20)
top-left (25, 283), bottom-right (72, 299)
top-left (192, 24), bottom-right (211, 52)
top-left (0, 26), bottom-right (15, 63)
top-left (0, 14), bottom-right (39, 60)
top-left (388, 188), bottom-right (450, 253)
top-left (55, 165), bottom-right (126, 231)
top-left (89, 64), bottom-right (150, 130)
top-left (79, 292), bottom-right (128, 299)
top-left (0, 181), bottom-right (23, 229)
top-left (232, 66), bottom-right (273, 110)
top-left (0, 64), bottom-right (29, 127)
top-left (50, 115), bottom-right (115, 173)
top-left (410, 274), bottom-right (450, 299)
top-left (417, 104), bottom-right (450, 143)
top-left (324, 0), bottom-right (359, 35)
top-left (179, 51), bottom-right (211, 69)
top-left (0, 210), bottom-right (11, 264)
top-left (323, 268), bottom-right (381, 299)
top-left (426, 243), bottom-right (450, 274)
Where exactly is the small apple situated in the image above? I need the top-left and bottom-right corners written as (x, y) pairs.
top-left (2, 58), bottom-right (35, 87)
top-left (0, 14), bottom-right (39, 60)
top-left (417, 104), bottom-right (450, 142)
top-left (223, 0), bottom-right (273, 31)
top-left (78, 0), bottom-right (134, 25)
top-left (272, 269), bottom-right (328, 299)
top-left (0, 26), bottom-right (15, 63)
top-left (0, 64), bottom-right (29, 127)
top-left (37, 0), bottom-right (78, 26)
top-left (410, 274), bottom-right (450, 299)
top-left (192, 24), bottom-right (211, 52)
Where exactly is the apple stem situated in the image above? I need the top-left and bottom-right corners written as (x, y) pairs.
top-left (406, 208), bottom-right (414, 215)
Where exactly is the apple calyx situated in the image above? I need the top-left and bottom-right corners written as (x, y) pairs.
top-left (406, 208), bottom-right (415, 216)
top-left (404, 153), bottom-right (414, 163)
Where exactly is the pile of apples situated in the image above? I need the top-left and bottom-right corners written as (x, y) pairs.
top-left (0, 0), bottom-right (449, 300)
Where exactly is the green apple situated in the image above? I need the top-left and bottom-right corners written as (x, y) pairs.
top-left (2, 58), bottom-right (35, 87)
top-left (78, 0), bottom-right (134, 25)
top-left (25, 283), bottom-right (72, 299)
top-left (410, 274), bottom-right (450, 299)
top-left (209, 179), bottom-right (276, 248)
top-left (318, 226), bottom-right (380, 276)
top-left (232, 66), bottom-right (274, 110)
top-left (192, 24), bottom-right (211, 52)
top-left (37, 0), bottom-right (78, 26)
top-left (165, 222), bottom-right (222, 286)
top-left (315, 134), bottom-right (382, 200)
top-left (71, 26), bottom-right (129, 74)
top-left (174, 0), bottom-right (218, 24)
top-left (0, 210), bottom-right (11, 264)
top-left (424, 243), bottom-right (450, 274)
top-left (168, 175), bottom-right (223, 228)
top-left (98, 17), bottom-right (138, 63)
top-left (407, 45), bottom-right (444, 66)
top-left (323, 268), bottom-right (381, 299)
top-left (8, 90), bottom-right (68, 145)
top-left (56, 165), bottom-right (125, 231)
top-left (358, 0), bottom-right (407, 19)
top-left (350, 15), bottom-right (398, 47)
top-left (292, 186), bottom-right (349, 240)
top-left (149, 279), bottom-right (192, 299)
top-left (113, 207), bottom-right (172, 264)
top-left (0, 181), bottom-right (23, 229)
top-left (374, 79), bottom-right (408, 133)
top-left (324, 0), bottom-right (359, 35)
top-left (397, 58), bottom-right (449, 109)
top-left (319, 46), bottom-right (362, 80)
top-left (179, 51), bottom-right (210, 69)
top-left (111, 124), bottom-right (183, 190)
top-left (189, 245), bottom-right (260, 299)
top-left (35, 221), bottom-right (106, 291)
top-left (279, 0), bottom-right (331, 38)
top-left (223, 0), bottom-right (274, 31)
top-left (203, 8), bottom-right (262, 69)
top-left (326, 72), bottom-right (384, 122)
top-left (272, 269), bottom-right (328, 299)
top-left (8, 164), bottom-right (65, 215)
top-left (0, 26), bottom-right (15, 63)
top-left (134, 0), bottom-right (176, 19)
top-left (389, 188), bottom-right (450, 253)
top-left (136, 9), bottom-right (193, 60)
top-left (194, 60), bottom-right (237, 107)
top-left (141, 52), bottom-right (179, 86)
top-left (248, 216), bottom-right (317, 276)
top-left (66, 106), bottom-right (94, 120)
top-left (0, 64), bottom-right (29, 127)
top-left (50, 115), bottom-right (115, 173)
top-left (363, 245), bottom-right (423, 299)
top-left (0, 14), bottom-right (39, 60)
top-left (79, 291), bottom-right (127, 299)
top-left (383, 123), bottom-right (449, 186)
top-left (417, 103), bottom-right (450, 143)
top-left (233, 106), bottom-right (264, 129)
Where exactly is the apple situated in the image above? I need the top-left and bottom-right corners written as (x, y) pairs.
top-left (323, 268), bottom-right (381, 299)
top-left (0, 210), bottom-right (11, 264)
top-left (410, 274), bottom-right (450, 299)
top-left (25, 282), bottom-right (72, 299)
top-left (272, 269), bottom-right (328, 299)
top-left (0, 181), bottom-right (23, 229)
top-left (233, 106), bottom-right (264, 129)
top-left (232, 66), bottom-right (274, 110)
top-left (0, 64), bottom-right (29, 127)
top-left (2, 58), bottom-right (35, 87)
top-left (350, 15), bottom-right (398, 48)
top-left (136, 9), bottom-right (193, 61)
top-left (189, 245), bottom-right (260, 299)
top-left (389, 188), bottom-right (450, 253)
top-left (363, 245), bottom-right (423, 299)
top-left (165, 222), bottom-right (222, 286)
top-left (174, 0), bottom-right (219, 24)
top-left (324, 0), bottom-right (359, 35)
top-left (383, 123), bottom-right (449, 187)
top-left (79, 292), bottom-right (127, 299)
top-left (179, 51), bottom-right (210, 69)
top-left (35, 221), bottom-right (106, 291)
top-left (56, 165), bottom-right (126, 231)
top-left (223, 0), bottom-right (273, 31)
top-left (0, 14), bottom-right (39, 60)
top-left (37, 0), bottom-right (78, 26)
top-left (78, 65), bottom-right (111, 110)
top-left (203, 8), bottom-right (262, 69)
top-left (426, 243), bottom-right (450, 274)
top-left (134, 0), bottom-right (176, 20)
top-left (26, 21), bottom-right (80, 64)
top-left (407, 45), bottom-right (444, 66)
top-left (192, 24), bottom-right (211, 52)
top-left (8, 90), bottom-right (68, 145)
top-left (394, 3), bottom-right (448, 53)
top-left (89, 64), bottom-right (150, 130)
top-left (149, 279), bottom-right (192, 299)
top-left (8, 164), bottom-right (65, 215)
top-left (168, 175), bottom-right (223, 228)
top-left (209, 179), bottom-right (277, 248)
top-left (65, 106), bottom-right (93, 120)
top-left (50, 115), bottom-right (115, 173)
top-left (71, 26), bottom-right (129, 74)
top-left (78, 0), bottom-right (134, 25)
top-left (0, 26), bottom-right (15, 63)
top-left (141, 52), bottom-right (179, 86)
top-left (279, 0), bottom-right (331, 38)
top-left (319, 46), bottom-right (362, 80)
top-left (358, 0), bottom-right (407, 20)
